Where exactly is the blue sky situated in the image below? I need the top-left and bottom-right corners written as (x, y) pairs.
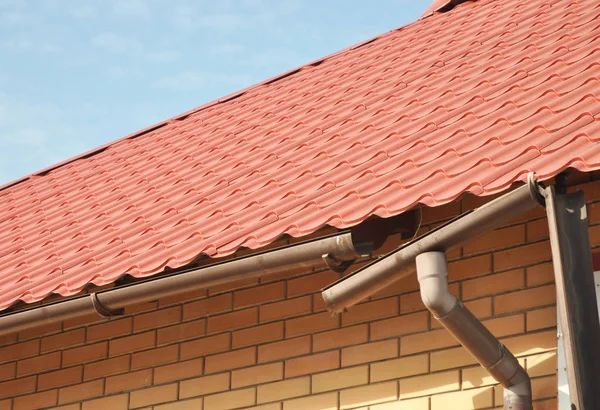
top-left (0, 0), bottom-right (430, 185)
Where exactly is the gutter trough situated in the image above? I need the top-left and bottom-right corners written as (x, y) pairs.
top-left (0, 231), bottom-right (372, 336)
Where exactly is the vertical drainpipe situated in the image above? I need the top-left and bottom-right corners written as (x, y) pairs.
top-left (416, 252), bottom-right (532, 410)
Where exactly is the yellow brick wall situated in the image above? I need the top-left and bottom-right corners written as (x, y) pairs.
top-left (2, 174), bottom-right (600, 410)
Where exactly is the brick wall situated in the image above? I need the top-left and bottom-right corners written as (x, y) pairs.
top-left (2, 174), bottom-right (599, 410)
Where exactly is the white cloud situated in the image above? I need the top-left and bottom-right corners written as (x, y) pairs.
top-left (0, 93), bottom-right (86, 183)
top-left (69, 4), bottom-right (97, 18)
top-left (0, 1), bottom-right (63, 53)
top-left (153, 71), bottom-right (255, 90)
top-left (147, 50), bottom-right (179, 62)
top-left (209, 43), bottom-right (245, 55)
top-left (153, 71), bottom-right (206, 90)
top-left (169, 1), bottom-right (295, 33)
top-left (0, 0), bottom-right (28, 6)
top-left (0, 93), bottom-right (62, 129)
top-left (9, 127), bottom-right (47, 147)
top-left (196, 12), bottom-right (249, 31)
top-left (0, 0), bottom-right (33, 23)
top-left (40, 43), bottom-right (62, 53)
top-left (91, 32), bottom-right (142, 54)
top-left (106, 66), bottom-right (135, 77)
top-left (2, 37), bottom-right (32, 50)
top-left (242, 49), bottom-right (303, 70)
top-left (1, 10), bottom-right (30, 23)
top-left (170, 4), bottom-right (196, 31)
top-left (112, 0), bottom-right (150, 19)
top-left (1, 37), bottom-right (63, 53)
top-left (240, 0), bottom-right (266, 8)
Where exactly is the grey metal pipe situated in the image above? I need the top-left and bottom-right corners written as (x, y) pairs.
top-left (0, 232), bottom-right (369, 336)
top-left (416, 252), bottom-right (532, 410)
top-left (322, 183), bottom-right (540, 313)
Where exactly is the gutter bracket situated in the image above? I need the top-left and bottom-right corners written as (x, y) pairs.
top-left (545, 186), bottom-right (600, 409)
top-left (322, 253), bottom-right (355, 274)
top-left (527, 172), bottom-right (545, 207)
top-left (90, 293), bottom-right (124, 318)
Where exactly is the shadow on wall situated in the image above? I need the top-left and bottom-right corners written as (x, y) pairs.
top-left (318, 338), bottom-right (557, 409)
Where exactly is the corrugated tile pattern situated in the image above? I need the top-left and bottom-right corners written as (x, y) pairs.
top-left (1, 0), bottom-right (600, 311)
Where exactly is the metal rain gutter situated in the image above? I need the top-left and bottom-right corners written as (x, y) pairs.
top-left (0, 231), bottom-right (373, 337)
top-left (321, 176), bottom-right (544, 410)
top-left (322, 177), bottom-right (543, 313)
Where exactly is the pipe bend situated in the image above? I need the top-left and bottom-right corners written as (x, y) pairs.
top-left (504, 375), bottom-right (533, 410)
top-left (416, 251), bottom-right (532, 410)
top-left (416, 252), bottom-right (456, 317)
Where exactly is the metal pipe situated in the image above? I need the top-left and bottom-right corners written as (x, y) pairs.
top-left (416, 252), bottom-right (532, 410)
top-left (322, 183), bottom-right (540, 313)
top-left (0, 232), bottom-right (370, 336)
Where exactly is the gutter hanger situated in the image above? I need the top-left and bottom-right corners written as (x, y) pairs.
top-left (0, 231), bottom-right (374, 337)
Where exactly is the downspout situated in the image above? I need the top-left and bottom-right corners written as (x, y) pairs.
top-left (0, 231), bottom-right (374, 336)
top-left (417, 252), bottom-right (532, 410)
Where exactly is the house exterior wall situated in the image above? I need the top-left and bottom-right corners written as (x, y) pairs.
top-left (2, 174), bottom-right (599, 410)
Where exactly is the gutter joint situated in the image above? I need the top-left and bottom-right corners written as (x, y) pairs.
top-left (322, 253), bottom-right (355, 273)
top-left (90, 293), bottom-right (124, 318)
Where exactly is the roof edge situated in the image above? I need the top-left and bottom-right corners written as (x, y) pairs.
top-left (419, 0), bottom-right (475, 20)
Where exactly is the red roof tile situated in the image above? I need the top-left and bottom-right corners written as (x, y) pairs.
top-left (2, 0), bottom-right (600, 311)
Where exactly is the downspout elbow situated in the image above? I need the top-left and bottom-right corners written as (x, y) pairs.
top-left (416, 252), bottom-right (532, 410)
top-left (503, 366), bottom-right (532, 410)
top-left (416, 252), bottom-right (457, 317)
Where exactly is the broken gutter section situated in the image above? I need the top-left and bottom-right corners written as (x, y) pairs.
top-left (0, 230), bottom-right (378, 337)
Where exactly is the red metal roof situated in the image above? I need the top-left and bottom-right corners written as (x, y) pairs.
top-left (2, 0), bottom-right (600, 311)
